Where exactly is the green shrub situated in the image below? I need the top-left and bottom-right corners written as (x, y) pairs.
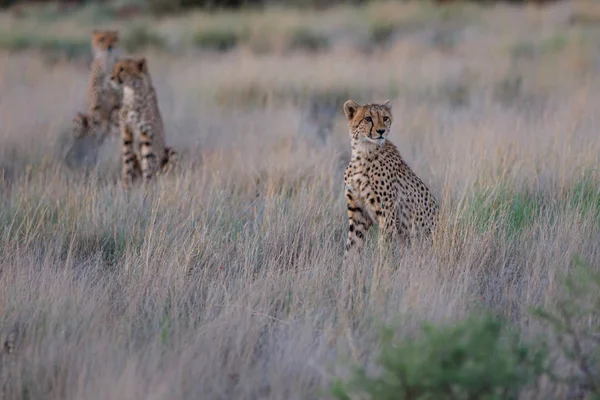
top-left (534, 260), bottom-right (600, 398)
top-left (331, 315), bottom-right (548, 400)
top-left (144, 0), bottom-right (264, 14)
top-left (466, 185), bottom-right (544, 236)
top-left (465, 173), bottom-right (600, 237)
top-left (193, 28), bottom-right (240, 52)
top-left (368, 22), bottom-right (396, 47)
top-left (567, 172), bottom-right (600, 219)
top-left (286, 28), bottom-right (330, 52)
top-left (0, 33), bottom-right (88, 60)
top-left (215, 83), bottom-right (377, 110)
top-left (122, 25), bottom-right (166, 52)
top-left (38, 38), bottom-right (89, 60)
top-left (493, 74), bottom-right (523, 106)
top-left (0, 33), bottom-right (35, 51)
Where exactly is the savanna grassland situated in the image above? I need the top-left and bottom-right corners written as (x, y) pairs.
top-left (1, 1), bottom-right (600, 399)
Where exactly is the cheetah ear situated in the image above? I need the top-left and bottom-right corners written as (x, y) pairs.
top-left (137, 57), bottom-right (147, 73)
top-left (383, 99), bottom-right (391, 110)
top-left (343, 100), bottom-right (359, 121)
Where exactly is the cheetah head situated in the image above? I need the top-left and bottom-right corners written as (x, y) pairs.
top-left (109, 57), bottom-right (148, 90)
top-left (343, 100), bottom-right (392, 146)
top-left (91, 30), bottom-right (119, 57)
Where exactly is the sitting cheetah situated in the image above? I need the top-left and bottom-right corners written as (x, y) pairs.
top-left (109, 57), bottom-right (175, 188)
top-left (87, 30), bottom-right (122, 135)
top-left (342, 100), bottom-right (439, 259)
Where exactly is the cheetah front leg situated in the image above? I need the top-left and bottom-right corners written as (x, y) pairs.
top-left (121, 122), bottom-right (139, 190)
top-left (159, 147), bottom-right (178, 175)
top-left (110, 105), bottom-right (121, 133)
top-left (362, 191), bottom-right (400, 253)
top-left (139, 129), bottom-right (158, 184)
top-left (344, 186), bottom-right (373, 261)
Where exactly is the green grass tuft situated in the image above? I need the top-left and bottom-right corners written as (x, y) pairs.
top-left (122, 24), bottom-right (167, 52)
top-left (286, 28), bottom-right (330, 52)
top-left (193, 28), bottom-right (240, 52)
top-left (0, 33), bottom-right (88, 60)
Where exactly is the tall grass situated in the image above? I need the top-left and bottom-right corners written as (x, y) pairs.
top-left (1, 1), bottom-right (600, 399)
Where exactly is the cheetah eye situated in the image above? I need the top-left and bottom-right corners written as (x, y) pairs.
top-left (119, 67), bottom-right (124, 72)
top-left (383, 116), bottom-right (389, 122)
top-left (365, 116), bottom-right (373, 123)
top-left (98, 37), bottom-right (105, 43)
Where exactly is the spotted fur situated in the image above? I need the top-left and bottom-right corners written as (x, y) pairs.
top-left (64, 110), bottom-right (112, 168)
top-left (87, 30), bottom-right (122, 135)
top-left (72, 110), bottom-right (110, 140)
top-left (160, 147), bottom-right (179, 174)
top-left (109, 57), bottom-right (173, 189)
top-left (343, 100), bottom-right (438, 259)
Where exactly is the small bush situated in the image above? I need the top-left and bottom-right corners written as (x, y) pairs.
top-left (493, 74), bottom-right (523, 106)
top-left (193, 28), bottom-right (239, 52)
top-left (368, 22), bottom-right (396, 47)
top-left (534, 260), bottom-right (600, 398)
top-left (331, 315), bottom-right (548, 400)
top-left (438, 79), bottom-right (470, 108)
top-left (144, 0), bottom-right (264, 14)
top-left (122, 24), bottom-right (166, 52)
top-left (466, 186), bottom-right (544, 236)
top-left (0, 33), bottom-right (88, 60)
top-left (38, 38), bottom-right (89, 60)
top-left (566, 171), bottom-right (600, 219)
top-left (215, 83), bottom-right (376, 110)
top-left (510, 40), bottom-right (537, 60)
top-left (0, 33), bottom-right (35, 51)
top-left (286, 28), bottom-right (330, 52)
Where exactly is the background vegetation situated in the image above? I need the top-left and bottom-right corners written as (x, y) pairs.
top-left (1, 0), bottom-right (600, 399)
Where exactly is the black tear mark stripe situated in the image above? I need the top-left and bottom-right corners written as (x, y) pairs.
top-left (350, 218), bottom-right (368, 228)
top-left (365, 116), bottom-right (374, 137)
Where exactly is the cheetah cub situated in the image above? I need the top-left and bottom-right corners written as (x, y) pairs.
top-left (87, 30), bottom-right (122, 135)
top-left (109, 57), bottom-right (176, 188)
top-left (343, 100), bottom-right (439, 259)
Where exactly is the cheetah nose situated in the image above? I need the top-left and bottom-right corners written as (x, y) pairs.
top-left (376, 129), bottom-right (385, 135)
top-left (107, 45), bottom-right (113, 51)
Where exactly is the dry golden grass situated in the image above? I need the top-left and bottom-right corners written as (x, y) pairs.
top-left (1, 1), bottom-right (600, 399)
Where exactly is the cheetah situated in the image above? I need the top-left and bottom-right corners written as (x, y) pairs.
top-left (109, 57), bottom-right (175, 188)
top-left (342, 100), bottom-right (439, 259)
top-left (87, 30), bottom-right (122, 135)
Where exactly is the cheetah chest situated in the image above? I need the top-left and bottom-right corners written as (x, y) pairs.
top-left (346, 161), bottom-right (381, 222)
